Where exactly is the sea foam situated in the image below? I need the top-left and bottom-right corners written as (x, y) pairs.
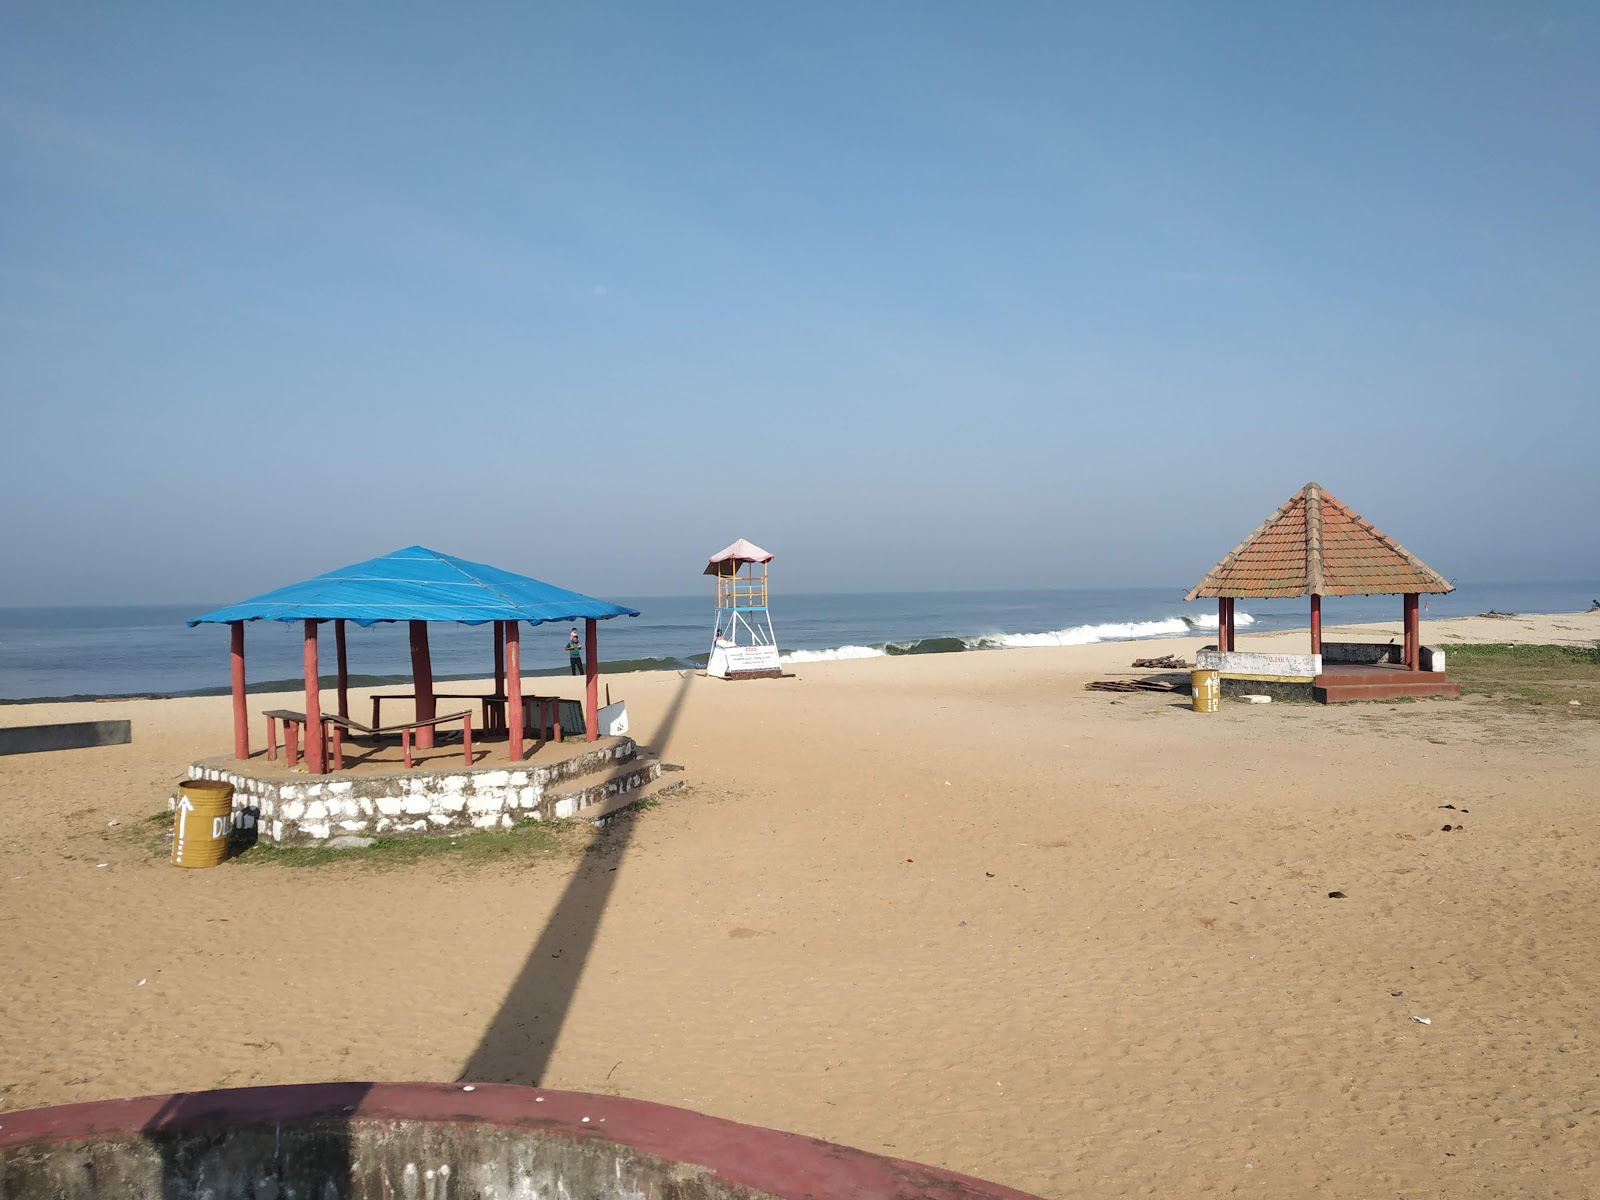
top-left (780, 645), bottom-right (889, 664)
top-left (778, 612), bottom-right (1254, 663)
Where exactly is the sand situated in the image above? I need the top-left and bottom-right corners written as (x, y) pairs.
top-left (2, 612), bottom-right (1598, 1198)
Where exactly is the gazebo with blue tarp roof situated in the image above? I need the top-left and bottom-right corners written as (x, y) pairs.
top-left (189, 546), bottom-right (639, 773)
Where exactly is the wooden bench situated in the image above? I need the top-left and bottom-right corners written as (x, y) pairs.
top-left (321, 710), bottom-right (474, 771)
top-left (263, 709), bottom-right (308, 766)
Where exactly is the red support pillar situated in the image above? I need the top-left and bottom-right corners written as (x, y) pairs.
top-left (230, 621), bottom-right (249, 760)
top-left (584, 617), bottom-right (600, 742)
top-left (506, 621), bottom-right (523, 761)
top-left (1310, 594), bottom-right (1322, 655)
top-left (303, 620), bottom-right (325, 774)
top-left (1217, 598), bottom-right (1228, 652)
top-left (409, 620), bottom-right (436, 749)
top-left (1404, 593), bottom-right (1420, 670)
top-left (334, 619), bottom-right (349, 720)
top-left (493, 620), bottom-right (505, 696)
top-left (1225, 598), bottom-right (1236, 651)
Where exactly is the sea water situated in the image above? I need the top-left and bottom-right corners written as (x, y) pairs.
top-left (0, 581), bottom-right (1595, 702)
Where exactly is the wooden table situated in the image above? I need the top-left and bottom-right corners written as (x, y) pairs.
top-left (370, 693), bottom-right (568, 745)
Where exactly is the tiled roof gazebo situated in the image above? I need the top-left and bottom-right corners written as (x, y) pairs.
top-left (1186, 483), bottom-right (1460, 702)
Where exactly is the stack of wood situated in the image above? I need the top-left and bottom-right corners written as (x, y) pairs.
top-left (1131, 654), bottom-right (1188, 669)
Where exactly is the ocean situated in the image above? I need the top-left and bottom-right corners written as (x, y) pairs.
top-left (1, 581), bottom-right (1596, 703)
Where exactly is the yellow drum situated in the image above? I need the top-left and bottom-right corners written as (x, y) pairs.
top-left (173, 780), bottom-right (234, 868)
top-left (1190, 669), bottom-right (1221, 714)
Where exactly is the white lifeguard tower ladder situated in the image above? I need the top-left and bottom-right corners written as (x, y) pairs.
top-left (705, 539), bottom-right (782, 679)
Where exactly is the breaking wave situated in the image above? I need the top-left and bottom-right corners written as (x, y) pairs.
top-left (774, 612), bottom-right (1254, 665)
top-left (780, 645), bottom-right (889, 664)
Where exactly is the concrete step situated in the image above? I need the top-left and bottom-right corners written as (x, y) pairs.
top-left (1315, 669), bottom-right (1450, 687)
top-left (574, 774), bottom-right (686, 826)
top-left (536, 754), bottom-right (665, 822)
top-left (1317, 681), bottom-right (1462, 703)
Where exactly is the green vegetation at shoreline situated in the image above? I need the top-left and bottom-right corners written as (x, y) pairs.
top-left (1447, 643), bottom-right (1600, 717)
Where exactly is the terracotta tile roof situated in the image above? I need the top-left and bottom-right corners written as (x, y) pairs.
top-left (1186, 483), bottom-right (1453, 599)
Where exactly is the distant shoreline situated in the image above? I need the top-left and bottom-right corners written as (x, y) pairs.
top-left (3, 609), bottom-right (1593, 707)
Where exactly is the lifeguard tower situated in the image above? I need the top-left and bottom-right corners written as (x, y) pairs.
top-left (705, 539), bottom-right (782, 680)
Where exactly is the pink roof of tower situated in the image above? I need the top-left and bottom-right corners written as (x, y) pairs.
top-left (704, 539), bottom-right (774, 575)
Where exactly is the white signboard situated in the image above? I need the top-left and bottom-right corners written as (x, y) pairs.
top-left (708, 644), bottom-right (783, 678)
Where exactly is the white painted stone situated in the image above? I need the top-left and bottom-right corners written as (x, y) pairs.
top-left (555, 798), bottom-right (576, 819)
top-left (471, 814), bottom-right (500, 829)
top-left (376, 796), bottom-right (404, 816)
top-left (467, 791), bottom-right (502, 814)
top-left (188, 766), bottom-right (202, 778)
top-left (327, 781), bottom-right (353, 795)
top-left (428, 813), bottom-right (451, 825)
top-left (442, 775), bottom-right (467, 793)
top-left (358, 798), bottom-right (374, 816)
top-left (305, 800), bottom-right (327, 821)
top-left (403, 795), bottom-right (432, 815)
top-left (271, 820), bottom-right (284, 841)
top-left (439, 793), bottom-right (467, 813)
top-left (508, 772), bottom-right (528, 787)
top-left (338, 820), bottom-right (367, 832)
top-left (518, 787), bottom-right (538, 808)
top-left (400, 819), bottom-right (428, 832)
top-left (475, 770), bottom-right (510, 789)
top-left (305, 784), bottom-right (324, 799)
top-left (500, 814), bottom-right (513, 828)
top-left (282, 801), bottom-right (306, 821)
top-left (280, 786), bottom-right (303, 802)
top-left (376, 817), bottom-right (393, 834)
top-left (304, 822), bottom-right (331, 840)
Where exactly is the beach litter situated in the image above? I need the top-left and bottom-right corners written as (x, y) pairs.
top-left (1327, 891), bottom-right (1346, 898)
top-left (1085, 679), bottom-right (1180, 693)
top-left (1410, 1016), bottom-right (1432, 1025)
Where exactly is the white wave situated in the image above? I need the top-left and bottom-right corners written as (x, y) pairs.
top-left (1183, 612), bottom-right (1256, 631)
top-left (781, 644), bottom-right (888, 664)
top-left (977, 612), bottom-right (1256, 648)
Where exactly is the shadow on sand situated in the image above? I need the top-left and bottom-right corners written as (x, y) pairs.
top-left (456, 672), bottom-right (696, 1085)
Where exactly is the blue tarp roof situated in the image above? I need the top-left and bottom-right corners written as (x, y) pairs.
top-left (188, 546), bottom-right (641, 628)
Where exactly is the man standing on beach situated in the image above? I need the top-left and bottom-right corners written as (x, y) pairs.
top-left (566, 628), bottom-right (583, 675)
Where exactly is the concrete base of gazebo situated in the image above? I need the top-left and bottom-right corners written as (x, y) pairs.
top-left (174, 735), bottom-right (673, 847)
top-left (1197, 642), bottom-right (1460, 704)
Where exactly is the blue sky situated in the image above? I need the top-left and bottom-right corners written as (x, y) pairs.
top-left (2, 2), bottom-right (1596, 604)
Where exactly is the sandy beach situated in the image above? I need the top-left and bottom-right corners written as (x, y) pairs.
top-left (2, 611), bottom-right (1598, 1199)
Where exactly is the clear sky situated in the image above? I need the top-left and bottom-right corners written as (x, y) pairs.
top-left (3, 2), bottom-right (1596, 605)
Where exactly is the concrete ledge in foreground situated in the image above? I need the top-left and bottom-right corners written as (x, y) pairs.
top-left (0, 1081), bottom-right (1044, 1200)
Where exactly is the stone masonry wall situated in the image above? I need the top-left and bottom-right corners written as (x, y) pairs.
top-left (176, 737), bottom-right (658, 847)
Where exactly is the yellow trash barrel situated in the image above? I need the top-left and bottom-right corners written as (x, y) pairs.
top-left (1190, 669), bottom-right (1221, 714)
top-left (173, 780), bottom-right (234, 868)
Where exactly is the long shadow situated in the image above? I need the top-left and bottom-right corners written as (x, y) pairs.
top-left (458, 672), bottom-right (696, 1085)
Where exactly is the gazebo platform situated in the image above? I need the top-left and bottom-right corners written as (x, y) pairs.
top-left (1314, 662), bottom-right (1461, 704)
top-left (177, 734), bottom-right (673, 847)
